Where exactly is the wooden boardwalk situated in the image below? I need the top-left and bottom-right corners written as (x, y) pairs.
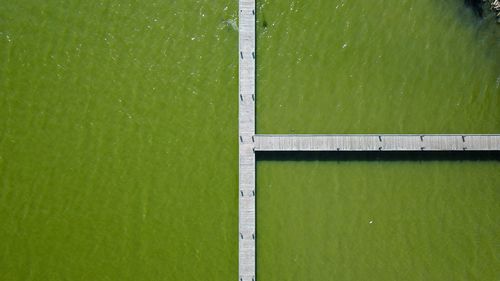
top-left (254, 134), bottom-right (500, 151)
top-left (238, 1), bottom-right (256, 281)
top-left (237, 1), bottom-right (499, 280)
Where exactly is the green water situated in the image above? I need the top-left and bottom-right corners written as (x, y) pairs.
top-left (257, 0), bottom-right (499, 133)
top-left (255, 2), bottom-right (500, 277)
top-left (0, 0), bottom-right (499, 280)
top-left (257, 160), bottom-right (499, 280)
top-left (1, 1), bottom-right (238, 280)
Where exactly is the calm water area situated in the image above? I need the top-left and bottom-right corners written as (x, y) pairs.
top-left (257, 0), bottom-right (499, 133)
top-left (257, 158), bottom-right (499, 281)
top-left (0, 0), bottom-right (498, 280)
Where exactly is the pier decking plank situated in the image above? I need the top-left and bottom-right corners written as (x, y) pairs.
top-left (238, 1), bottom-right (256, 281)
top-left (254, 135), bottom-right (500, 151)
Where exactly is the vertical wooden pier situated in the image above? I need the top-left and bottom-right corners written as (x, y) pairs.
top-left (238, 0), bottom-right (256, 281)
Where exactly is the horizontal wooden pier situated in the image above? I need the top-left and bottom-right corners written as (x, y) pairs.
top-left (254, 134), bottom-right (500, 151)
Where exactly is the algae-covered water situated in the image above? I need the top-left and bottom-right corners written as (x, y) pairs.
top-left (257, 0), bottom-right (499, 133)
top-left (0, 0), bottom-right (498, 280)
top-left (1, 1), bottom-right (238, 280)
top-left (256, 1), bottom-right (499, 280)
top-left (257, 159), bottom-right (499, 281)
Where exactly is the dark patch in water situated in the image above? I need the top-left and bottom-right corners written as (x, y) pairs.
top-left (464, 0), bottom-right (484, 17)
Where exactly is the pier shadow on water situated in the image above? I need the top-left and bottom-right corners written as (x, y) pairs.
top-left (257, 151), bottom-right (500, 162)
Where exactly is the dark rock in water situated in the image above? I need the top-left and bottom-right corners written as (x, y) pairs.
top-left (490, 0), bottom-right (500, 22)
top-left (464, 0), bottom-right (484, 17)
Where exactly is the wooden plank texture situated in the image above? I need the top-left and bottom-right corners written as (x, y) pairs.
top-left (254, 135), bottom-right (500, 151)
top-left (238, 1), bottom-right (256, 280)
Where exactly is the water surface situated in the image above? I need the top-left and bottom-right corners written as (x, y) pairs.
top-left (257, 0), bottom-right (499, 133)
top-left (257, 159), bottom-right (499, 281)
top-left (1, 0), bottom-right (499, 280)
top-left (1, 1), bottom-right (238, 280)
